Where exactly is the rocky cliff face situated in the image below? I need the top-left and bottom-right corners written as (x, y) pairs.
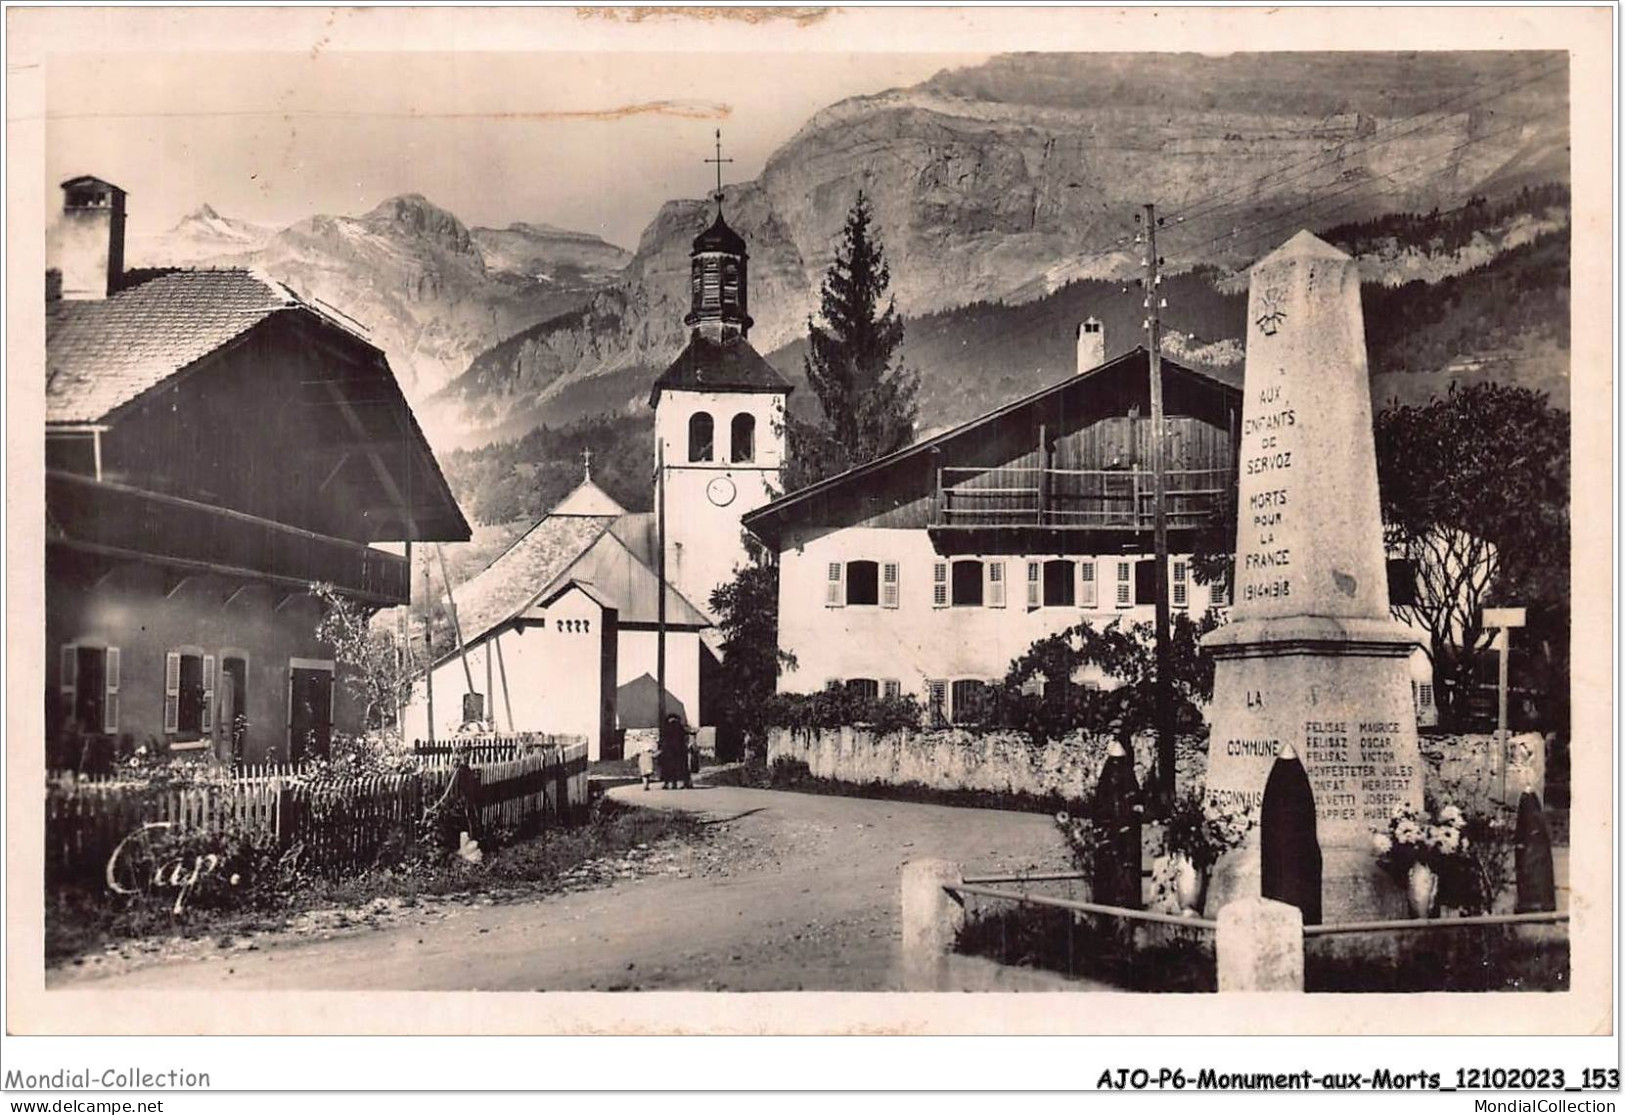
top-left (436, 51), bottom-right (1567, 446)
top-left (135, 194), bottom-right (629, 429)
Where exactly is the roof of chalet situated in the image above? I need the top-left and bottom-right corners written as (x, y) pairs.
top-left (44, 266), bottom-right (470, 542)
top-left (435, 508), bottom-right (711, 668)
top-left (46, 268), bottom-right (352, 424)
top-left (741, 345), bottom-right (1241, 545)
top-left (648, 333), bottom-right (792, 406)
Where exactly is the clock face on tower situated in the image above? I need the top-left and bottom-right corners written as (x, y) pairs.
top-left (706, 475), bottom-right (737, 507)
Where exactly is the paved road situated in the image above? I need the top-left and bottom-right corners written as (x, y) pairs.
top-left (50, 786), bottom-right (1078, 992)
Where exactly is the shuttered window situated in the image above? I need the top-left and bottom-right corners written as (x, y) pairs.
top-left (1172, 559), bottom-right (1189, 609)
top-left (166, 649), bottom-right (211, 737)
top-left (1043, 559), bottom-right (1075, 607)
top-left (60, 644), bottom-right (119, 736)
top-left (883, 679), bottom-right (902, 700)
top-left (1115, 560), bottom-right (1133, 607)
top-left (1026, 561), bottom-right (1042, 609)
top-left (932, 562), bottom-right (949, 608)
top-left (846, 560), bottom-right (880, 606)
top-left (846, 678), bottom-right (879, 701)
top-left (1079, 560), bottom-right (1098, 608)
top-left (985, 561), bottom-right (1006, 608)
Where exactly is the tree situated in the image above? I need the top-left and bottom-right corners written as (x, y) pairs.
top-left (711, 195), bottom-right (917, 754)
top-left (1374, 383), bottom-right (1569, 729)
top-left (708, 538), bottom-right (796, 760)
top-left (785, 191), bottom-right (920, 491)
top-left (312, 582), bottom-right (418, 746)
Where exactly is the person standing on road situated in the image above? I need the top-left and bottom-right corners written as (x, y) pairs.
top-left (659, 713), bottom-right (695, 789)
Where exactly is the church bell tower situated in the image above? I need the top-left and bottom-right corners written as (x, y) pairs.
top-left (650, 131), bottom-right (790, 618)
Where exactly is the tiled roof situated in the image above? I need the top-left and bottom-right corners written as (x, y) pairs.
top-left (551, 475), bottom-right (627, 517)
top-left (438, 508), bottom-right (712, 664)
top-left (648, 334), bottom-right (792, 406)
top-left (45, 269), bottom-right (342, 424)
top-left (444, 514), bottom-right (618, 649)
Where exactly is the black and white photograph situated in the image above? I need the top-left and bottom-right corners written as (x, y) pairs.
top-left (5, 4), bottom-right (1615, 1056)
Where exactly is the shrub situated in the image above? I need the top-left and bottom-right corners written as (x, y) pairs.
top-left (763, 689), bottom-right (924, 735)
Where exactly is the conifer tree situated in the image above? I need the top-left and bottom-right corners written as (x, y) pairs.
top-left (786, 192), bottom-right (919, 489)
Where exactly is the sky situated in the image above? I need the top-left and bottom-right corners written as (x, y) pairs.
top-left (46, 50), bottom-right (985, 250)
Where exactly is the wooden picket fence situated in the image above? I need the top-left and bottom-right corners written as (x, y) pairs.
top-left (45, 740), bottom-right (591, 888)
top-left (412, 733), bottom-right (579, 765)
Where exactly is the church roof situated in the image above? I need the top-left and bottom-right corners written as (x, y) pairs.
top-left (550, 474), bottom-right (627, 517)
top-left (648, 333), bottom-right (792, 406)
top-left (692, 210), bottom-right (747, 256)
top-left (433, 508), bottom-right (711, 667)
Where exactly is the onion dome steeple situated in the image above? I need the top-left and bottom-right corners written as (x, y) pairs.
top-left (684, 130), bottom-right (752, 341)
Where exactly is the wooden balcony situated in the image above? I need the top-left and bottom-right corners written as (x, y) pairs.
top-left (931, 465), bottom-right (1228, 533)
top-left (47, 469), bottom-right (409, 605)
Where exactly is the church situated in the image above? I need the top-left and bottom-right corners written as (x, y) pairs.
top-left (405, 180), bottom-right (790, 757)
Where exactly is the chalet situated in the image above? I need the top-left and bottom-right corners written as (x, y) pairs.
top-left (402, 468), bottom-right (713, 759)
top-left (45, 176), bottom-right (469, 768)
top-left (742, 324), bottom-right (1245, 723)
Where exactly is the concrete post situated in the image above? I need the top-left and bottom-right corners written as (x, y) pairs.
top-left (900, 858), bottom-right (964, 990)
top-left (1217, 897), bottom-right (1304, 992)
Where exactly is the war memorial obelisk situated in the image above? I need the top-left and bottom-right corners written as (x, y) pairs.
top-left (1203, 230), bottom-right (1425, 922)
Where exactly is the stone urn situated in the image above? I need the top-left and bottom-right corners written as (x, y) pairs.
top-left (1172, 853), bottom-right (1211, 917)
top-left (1406, 862), bottom-right (1440, 919)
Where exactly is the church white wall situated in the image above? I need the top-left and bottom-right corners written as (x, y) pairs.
top-left (403, 589), bottom-right (613, 756)
top-left (617, 628), bottom-right (702, 726)
top-left (655, 388), bottom-right (785, 619)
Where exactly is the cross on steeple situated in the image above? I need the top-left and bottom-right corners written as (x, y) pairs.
top-left (704, 128), bottom-right (733, 206)
top-left (581, 446), bottom-right (593, 481)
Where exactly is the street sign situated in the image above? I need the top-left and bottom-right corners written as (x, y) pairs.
top-left (1483, 607), bottom-right (1526, 628)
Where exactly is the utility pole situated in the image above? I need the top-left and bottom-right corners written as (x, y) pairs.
top-left (656, 437), bottom-right (668, 736)
top-left (1143, 202), bottom-right (1174, 809)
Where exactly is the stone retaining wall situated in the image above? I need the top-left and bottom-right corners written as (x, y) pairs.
top-left (766, 725), bottom-right (1547, 814)
top-left (766, 725), bottom-right (1205, 801)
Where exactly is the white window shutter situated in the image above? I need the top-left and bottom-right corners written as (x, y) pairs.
top-left (1172, 559), bottom-right (1189, 609)
top-left (883, 679), bottom-right (901, 700)
top-left (1079, 560), bottom-right (1098, 608)
top-left (881, 562), bottom-right (900, 608)
top-left (1026, 561), bottom-right (1041, 609)
top-left (163, 651), bottom-right (181, 733)
top-left (986, 561), bottom-right (1006, 608)
top-left (932, 562), bottom-right (948, 608)
top-left (103, 647), bottom-right (120, 735)
top-left (201, 654), bottom-right (217, 733)
top-left (825, 562), bottom-right (845, 608)
top-left (1116, 560), bottom-right (1132, 608)
top-left (59, 644), bottom-right (77, 708)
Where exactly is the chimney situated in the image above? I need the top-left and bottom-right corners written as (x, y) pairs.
top-left (47, 176), bottom-right (126, 301)
top-left (1077, 317), bottom-right (1105, 374)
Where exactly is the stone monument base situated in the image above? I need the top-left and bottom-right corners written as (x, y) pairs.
top-left (1209, 829), bottom-right (1409, 924)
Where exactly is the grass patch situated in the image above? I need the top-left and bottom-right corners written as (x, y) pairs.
top-left (719, 757), bottom-right (1084, 816)
top-left (46, 799), bottom-right (706, 966)
top-left (1305, 926), bottom-right (1569, 992)
top-left (956, 902), bottom-right (1217, 992)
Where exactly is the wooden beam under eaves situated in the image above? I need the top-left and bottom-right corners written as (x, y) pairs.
top-left (163, 573), bottom-right (192, 599)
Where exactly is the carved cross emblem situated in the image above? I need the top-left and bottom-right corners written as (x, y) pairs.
top-left (1255, 281), bottom-right (1288, 336)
